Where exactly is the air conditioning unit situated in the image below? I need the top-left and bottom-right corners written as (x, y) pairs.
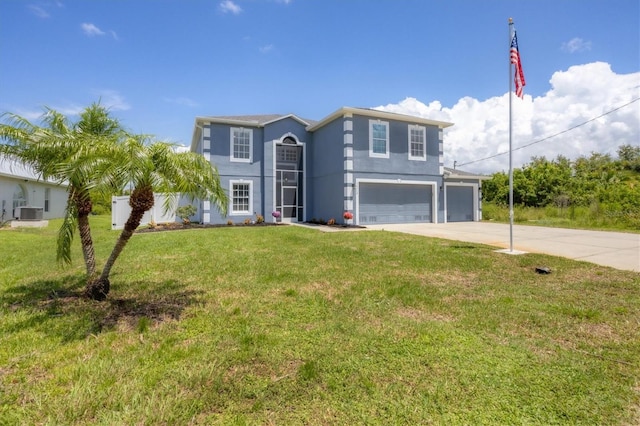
top-left (15, 207), bottom-right (44, 221)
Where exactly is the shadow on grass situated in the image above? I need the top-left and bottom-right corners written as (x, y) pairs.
top-left (1, 275), bottom-right (203, 342)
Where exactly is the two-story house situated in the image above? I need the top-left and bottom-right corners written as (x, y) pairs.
top-left (190, 107), bottom-right (484, 226)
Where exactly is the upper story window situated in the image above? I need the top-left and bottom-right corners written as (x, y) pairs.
top-left (408, 125), bottom-right (426, 161)
top-left (369, 120), bottom-right (389, 159)
top-left (230, 127), bottom-right (252, 163)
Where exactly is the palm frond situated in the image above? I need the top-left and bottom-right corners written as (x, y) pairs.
top-left (57, 204), bottom-right (77, 266)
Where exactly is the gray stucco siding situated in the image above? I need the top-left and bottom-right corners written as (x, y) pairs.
top-left (309, 117), bottom-right (346, 221)
top-left (351, 115), bottom-right (441, 177)
top-left (263, 118), bottom-right (309, 144)
top-left (206, 123), bottom-right (264, 174)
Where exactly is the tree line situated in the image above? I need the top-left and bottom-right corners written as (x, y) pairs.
top-left (1, 103), bottom-right (228, 300)
top-left (482, 145), bottom-right (640, 227)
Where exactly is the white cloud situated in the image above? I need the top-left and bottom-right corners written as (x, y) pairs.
top-left (164, 97), bottom-right (199, 108)
top-left (562, 37), bottom-right (592, 53)
top-left (259, 44), bottom-right (274, 54)
top-left (13, 107), bottom-right (45, 121)
top-left (91, 90), bottom-right (131, 111)
top-left (28, 5), bottom-right (50, 18)
top-left (81, 23), bottom-right (118, 39)
top-left (375, 62), bottom-right (640, 175)
top-left (220, 0), bottom-right (242, 14)
top-left (173, 144), bottom-right (190, 153)
top-left (81, 22), bottom-right (105, 36)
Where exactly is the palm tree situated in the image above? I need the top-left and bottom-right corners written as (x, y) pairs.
top-left (86, 135), bottom-right (227, 300)
top-left (0, 104), bottom-right (123, 278)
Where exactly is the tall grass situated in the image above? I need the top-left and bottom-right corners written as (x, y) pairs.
top-left (1, 216), bottom-right (639, 424)
top-left (482, 201), bottom-right (640, 231)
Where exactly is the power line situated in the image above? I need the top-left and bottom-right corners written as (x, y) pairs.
top-left (456, 97), bottom-right (640, 167)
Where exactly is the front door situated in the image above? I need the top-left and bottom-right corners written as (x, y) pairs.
top-left (275, 138), bottom-right (303, 222)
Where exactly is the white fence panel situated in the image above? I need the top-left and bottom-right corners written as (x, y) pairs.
top-left (111, 194), bottom-right (180, 230)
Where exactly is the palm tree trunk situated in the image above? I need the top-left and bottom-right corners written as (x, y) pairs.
top-left (87, 186), bottom-right (154, 301)
top-left (78, 211), bottom-right (96, 277)
top-left (70, 189), bottom-right (97, 277)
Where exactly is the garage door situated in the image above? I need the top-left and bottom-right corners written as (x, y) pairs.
top-left (358, 183), bottom-right (432, 225)
top-left (446, 186), bottom-right (474, 222)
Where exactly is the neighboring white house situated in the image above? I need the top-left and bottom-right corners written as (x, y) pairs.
top-left (0, 155), bottom-right (68, 222)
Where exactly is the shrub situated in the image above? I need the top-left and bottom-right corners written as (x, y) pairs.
top-left (256, 214), bottom-right (265, 224)
top-left (327, 218), bottom-right (336, 226)
top-left (176, 204), bottom-right (197, 224)
top-left (227, 219), bottom-right (233, 226)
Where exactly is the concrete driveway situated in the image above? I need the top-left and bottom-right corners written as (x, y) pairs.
top-left (365, 222), bottom-right (640, 272)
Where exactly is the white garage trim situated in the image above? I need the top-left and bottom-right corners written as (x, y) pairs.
top-left (355, 178), bottom-right (438, 225)
top-left (444, 182), bottom-right (479, 222)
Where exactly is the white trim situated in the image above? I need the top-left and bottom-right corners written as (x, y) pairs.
top-left (444, 182), bottom-right (479, 223)
top-left (408, 124), bottom-right (427, 161)
top-left (369, 119), bottom-right (389, 159)
top-left (262, 114), bottom-right (310, 127)
top-left (278, 132), bottom-right (300, 144)
top-left (343, 120), bottom-right (353, 132)
top-left (230, 127), bottom-right (253, 163)
top-left (355, 178), bottom-right (438, 225)
top-left (344, 173), bottom-right (353, 185)
top-left (203, 127), bottom-right (210, 138)
top-left (229, 179), bottom-right (253, 215)
top-left (344, 133), bottom-right (353, 145)
top-left (344, 159), bottom-right (353, 171)
top-left (344, 147), bottom-right (353, 158)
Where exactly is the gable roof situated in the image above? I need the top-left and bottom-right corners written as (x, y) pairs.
top-left (195, 113), bottom-right (315, 128)
top-left (306, 107), bottom-right (454, 132)
top-left (191, 113), bottom-right (316, 150)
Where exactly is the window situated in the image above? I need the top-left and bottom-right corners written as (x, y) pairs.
top-left (369, 120), bottom-right (389, 158)
top-left (230, 127), bottom-right (252, 162)
top-left (44, 188), bottom-right (50, 212)
top-left (230, 180), bottom-right (252, 215)
top-left (408, 125), bottom-right (426, 161)
top-left (12, 184), bottom-right (27, 211)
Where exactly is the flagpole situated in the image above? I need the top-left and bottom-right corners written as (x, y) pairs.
top-left (508, 17), bottom-right (514, 252)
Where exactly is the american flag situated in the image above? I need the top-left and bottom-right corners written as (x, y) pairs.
top-left (510, 31), bottom-right (526, 98)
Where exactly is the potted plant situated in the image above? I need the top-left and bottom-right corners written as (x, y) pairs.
top-left (272, 210), bottom-right (281, 224)
top-left (343, 211), bottom-right (353, 225)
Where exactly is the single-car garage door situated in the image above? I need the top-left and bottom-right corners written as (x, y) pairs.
top-left (358, 183), bottom-right (432, 225)
top-left (446, 185), bottom-right (474, 222)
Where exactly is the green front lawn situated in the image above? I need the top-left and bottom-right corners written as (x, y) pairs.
top-left (1, 216), bottom-right (639, 425)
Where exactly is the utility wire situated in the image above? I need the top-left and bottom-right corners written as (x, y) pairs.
top-left (457, 97), bottom-right (640, 167)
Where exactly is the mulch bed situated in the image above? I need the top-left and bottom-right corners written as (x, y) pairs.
top-left (135, 221), bottom-right (366, 233)
top-left (135, 222), bottom-right (281, 233)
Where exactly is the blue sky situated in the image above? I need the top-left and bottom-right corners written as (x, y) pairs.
top-left (1, 0), bottom-right (639, 173)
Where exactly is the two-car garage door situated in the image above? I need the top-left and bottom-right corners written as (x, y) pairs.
top-left (358, 182), bottom-right (433, 225)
